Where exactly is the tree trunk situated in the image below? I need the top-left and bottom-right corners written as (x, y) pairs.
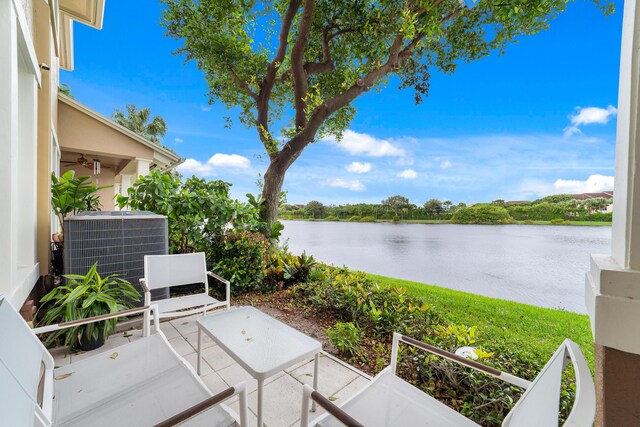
top-left (261, 159), bottom-right (287, 223)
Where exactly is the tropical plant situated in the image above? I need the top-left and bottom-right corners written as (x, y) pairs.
top-left (327, 322), bottom-right (361, 356)
top-left (51, 170), bottom-right (111, 240)
top-left (39, 263), bottom-right (140, 349)
top-left (282, 251), bottom-right (318, 284)
top-left (112, 104), bottom-right (167, 144)
top-left (116, 170), bottom-right (280, 253)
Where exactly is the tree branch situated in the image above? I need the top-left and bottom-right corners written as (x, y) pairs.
top-left (228, 67), bottom-right (258, 100)
top-left (291, 0), bottom-right (316, 128)
top-left (257, 0), bottom-right (302, 159)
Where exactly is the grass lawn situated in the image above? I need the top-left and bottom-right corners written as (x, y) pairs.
top-left (368, 274), bottom-right (594, 369)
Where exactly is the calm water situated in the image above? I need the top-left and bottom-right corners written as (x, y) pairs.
top-left (281, 221), bottom-right (612, 313)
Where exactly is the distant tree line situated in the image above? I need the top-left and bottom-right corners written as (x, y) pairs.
top-left (279, 194), bottom-right (613, 223)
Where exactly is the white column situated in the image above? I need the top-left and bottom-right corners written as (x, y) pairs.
top-left (586, 0), bottom-right (640, 355)
top-left (136, 158), bottom-right (151, 178)
top-left (0, 1), bottom-right (19, 300)
top-left (119, 174), bottom-right (133, 211)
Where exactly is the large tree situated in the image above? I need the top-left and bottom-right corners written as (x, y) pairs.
top-left (113, 104), bottom-right (168, 144)
top-left (162, 0), bottom-right (612, 222)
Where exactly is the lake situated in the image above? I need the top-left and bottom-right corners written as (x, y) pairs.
top-left (280, 221), bottom-right (612, 313)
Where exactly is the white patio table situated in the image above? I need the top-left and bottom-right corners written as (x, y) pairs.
top-left (197, 306), bottom-right (322, 426)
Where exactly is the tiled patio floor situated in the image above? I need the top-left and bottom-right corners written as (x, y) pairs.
top-left (50, 313), bottom-right (371, 427)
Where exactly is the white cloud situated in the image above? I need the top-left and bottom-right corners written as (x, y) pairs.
top-left (208, 153), bottom-right (250, 169)
top-left (397, 169), bottom-right (418, 179)
top-left (177, 153), bottom-right (251, 177)
top-left (553, 174), bottom-right (614, 194)
top-left (201, 106), bottom-right (212, 112)
top-left (323, 130), bottom-right (405, 157)
top-left (564, 105), bottom-right (617, 137)
top-left (174, 137), bottom-right (184, 143)
top-left (325, 178), bottom-right (366, 191)
top-left (177, 158), bottom-right (214, 176)
top-left (346, 162), bottom-right (372, 174)
top-left (518, 174), bottom-right (614, 198)
top-left (440, 160), bottom-right (452, 169)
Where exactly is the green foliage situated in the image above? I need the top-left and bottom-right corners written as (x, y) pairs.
top-left (324, 215), bottom-right (339, 221)
top-left (305, 200), bottom-right (326, 218)
top-left (282, 251), bottom-right (318, 284)
top-left (295, 265), bottom-right (433, 338)
top-left (451, 204), bottom-right (513, 224)
top-left (423, 199), bottom-right (444, 217)
top-left (360, 216), bottom-right (376, 222)
top-left (211, 231), bottom-right (269, 291)
top-left (392, 215), bottom-right (400, 223)
top-left (550, 218), bottom-right (571, 225)
top-left (292, 261), bottom-right (581, 425)
top-left (59, 84), bottom-right (73, 98)
top-left (347, 215), bottom-right (361, 222)
top-left (51, 170), bottom-right (111, 238)
top-left (39, 263), bottom-right (140, 348)
top-left (112, 104), bottom-right (167, 144)
top-left (117, 170), bottom-right (275, 253)
top-left (327, 322), bottom-right (361, 356)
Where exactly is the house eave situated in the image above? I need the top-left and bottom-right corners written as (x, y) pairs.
top-left (58, 94), bottom-right (182, 167)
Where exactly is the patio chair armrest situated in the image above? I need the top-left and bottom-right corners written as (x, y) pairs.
top-left (139, 278), bottom-right (150, 293)
top-left (207, 271), bottom-right (230, 286)
top-left (33, 305), bottom-right (160, 335)
top-left (154, 382), bottom-right (248, 427)
top-left (300, 385), bottom-right (364, 427)
top-left (207, 271), bottom-right (231, 307)
top-left (392, 333), bottom-right (531, 389)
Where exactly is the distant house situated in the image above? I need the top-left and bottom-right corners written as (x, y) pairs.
top-left (569, 191), bottom-right (614, 201)
top-left (58, 94), bottom-right (182, 210)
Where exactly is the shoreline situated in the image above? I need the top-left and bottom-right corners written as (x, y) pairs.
top-left (280, 218), bottom-right (612, 226)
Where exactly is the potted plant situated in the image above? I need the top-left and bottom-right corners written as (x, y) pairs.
top-left (39, 263), bottom-right (140, 351)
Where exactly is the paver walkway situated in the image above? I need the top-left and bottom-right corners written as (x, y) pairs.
top-left (50, 312), bottom-right (371, 426)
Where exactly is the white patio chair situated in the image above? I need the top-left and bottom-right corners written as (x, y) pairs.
top-left (142, 252), bottom-right (231, 335)
top-left (300, 332), bottom-right (595, 427)
top-left (0, 295), bottom-right (248, 426)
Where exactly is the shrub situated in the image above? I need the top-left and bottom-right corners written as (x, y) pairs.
top-left (392, 215), bottom-right (400, 223)
top-left (327, 322), bottom-right (361, 355)
top-left (587, 212), bottom-right (612, 222)
top-left (295, 265), bottom-right (434, 338)
top-left (347, 215), bottom-right (361, 222)
top-left (451, 204), bottom-right (513, 224)
top-left (211, 231), bottom-right (269, 291)
top-left (324, 215), bottom-right (339, 221)
top-left (360, 216), bottom-right (376, 222)
top-left (282, 251), bottom-right (318, 285)
top-left (550, 218), bottom-right (571, 225)
top-left (117, 170), bottom-right (280, 253)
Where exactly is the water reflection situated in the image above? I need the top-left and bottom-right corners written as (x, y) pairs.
top-left (281, 221), bottom-right (611, 313)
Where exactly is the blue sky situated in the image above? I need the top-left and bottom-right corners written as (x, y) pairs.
top-left (62, 1), bottom-right (623, 206)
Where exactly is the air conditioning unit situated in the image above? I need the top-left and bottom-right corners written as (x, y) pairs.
top-left (64, 211), bottom-right (169, 304)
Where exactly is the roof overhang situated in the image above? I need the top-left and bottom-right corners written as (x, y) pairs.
top-left (58, 94), bottom-right (183, 169)
top-left (59, 0), bottom-right (105, 71)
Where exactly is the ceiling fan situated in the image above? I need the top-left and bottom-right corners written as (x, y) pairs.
top-left (61, 154), bottom-right (103, 175)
